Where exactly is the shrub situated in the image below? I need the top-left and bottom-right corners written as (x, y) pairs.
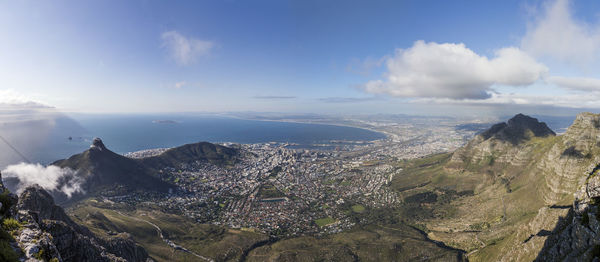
top-left (0, 240), bottom-right (18, 262)
top-left (2, 218), bottom-right (21, 231)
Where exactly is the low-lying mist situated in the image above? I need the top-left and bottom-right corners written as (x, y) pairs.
top-left (1, 162), bottom-right (85, 197)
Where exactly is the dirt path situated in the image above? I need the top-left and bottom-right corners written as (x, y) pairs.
top-left (115, 211), bottom-right (213, 262)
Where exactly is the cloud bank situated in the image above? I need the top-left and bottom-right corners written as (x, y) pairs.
top-left (0, 89), bottom-right (49, 108)
top-left (548, 76), bottom-right (600, 92)
top-left (2, 163), bottom-right (85, 197)
top-left (161, 31), bottom-right (214, 65)
top-left (522, 0), bottom-right (600, 65)
top-left (364, 41), bottom-right (547, 100)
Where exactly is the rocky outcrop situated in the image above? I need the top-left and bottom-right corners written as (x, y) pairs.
top-left (7, 184), bottom-right (152, 262)
top-left (423, 113), bottom-right (600, 261)
top-left (534, 113), bottom-right (600, 261)
top-left (535, 165), bottom-right (600, 261)
top-left (448, 114), bottom-right (555, 169)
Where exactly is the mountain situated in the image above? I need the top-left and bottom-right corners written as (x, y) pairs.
top-left (51, 138), bottom-right (174, 202)
top-left (380, 112), bottom-right (600, 261)
top-left (0, 172), bottom-right (151, 262)
top-left (48, 139), bottom-right (239, 203)
top-left (140, 141), bottom-right (238, 169)
top-left (447, 113), bottom-right (555, 170)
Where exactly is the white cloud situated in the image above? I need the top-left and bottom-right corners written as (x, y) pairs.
top-left (0, 89), bottom-right (37, 105)
top-left (414, 91), bottom-right (600, 109)
top-left (521, 0), bottom-right (600, 65)
top-left (364, 41), bottom-right (547, 100)
top-left (161, 31), bottom-right (214, 65)
top-left (2, 163), bottom-right (85, 197)
top-left (548, 76), bottom-right (600, 91)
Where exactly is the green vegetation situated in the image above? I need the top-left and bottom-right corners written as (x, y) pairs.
top-left (34, 249), bottom-right (45, 260)
top-left (351, 204), bottom-right (366, 213)
top-left (315, 217), bottom-right (336, 227)
top-left (2, 218), bottom-right (21, 232)
top-left (246, 223), bottom-right (465, 261)
top-left (256, 183), bottom-right (285, 199)
top-left (0, 240), bottom-right (18, 262)
top-left (69, 200), bottom-right (268, 262)
top-left (0, 190), bottom-right (19, 262)
top-left (142, 142), bottom-right (238, 168)
top-left (268, 166), bottom-right (282, 178)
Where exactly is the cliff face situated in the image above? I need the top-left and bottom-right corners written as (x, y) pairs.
top-left (535, 114), bottom-right (600, 260)
top-left (415, 113), bottom-right (600, 261)
top-left (0, 172), bottom-right (151, 262)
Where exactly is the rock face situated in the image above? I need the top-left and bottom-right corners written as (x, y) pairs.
top-left (420, 113), bottom-right (600, 261)
top-left (535, 114), bottom-right (600, 261)
top-left (448, 114), bottom-right (555, 169)
top-left (5, 182), bottom-right (152, 262)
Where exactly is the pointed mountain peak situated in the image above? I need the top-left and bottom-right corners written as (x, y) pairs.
top-left (479, 113), bottom-right (555, 144)
top-left (506, 114), bottom-right (555, 137)
top-left (90, 137), bottom-right (106, 151)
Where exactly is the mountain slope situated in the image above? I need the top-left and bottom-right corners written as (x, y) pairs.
top-left (388, 112), bottom-right (600, 261)
top-left (140, 141), bottom-right (238, 169)
top-left (0, 171), bottom-right (151, 262)
top-left (51, 138), bottom-right (174, 202)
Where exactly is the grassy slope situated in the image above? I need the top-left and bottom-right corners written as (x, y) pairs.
top-left (246, 223), bottom-right (464, 262)
top-left (68, 200), bottom-right (267, 262)
top-left (386, 135), bottom-right (585, 261)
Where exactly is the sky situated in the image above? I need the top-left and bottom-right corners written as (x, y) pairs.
top-left (2, 0), bottom-right (600, 116)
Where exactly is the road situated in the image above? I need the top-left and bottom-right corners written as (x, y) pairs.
top-left (115, 211), bottom-right (213, 262)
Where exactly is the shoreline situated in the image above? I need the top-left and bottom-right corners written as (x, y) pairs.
top-left (223, 115), bottom-right (392, 140)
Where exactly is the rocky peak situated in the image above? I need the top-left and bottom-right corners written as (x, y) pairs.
top-left (507, 114), bottom-right (555, 136)
top-left (90, 137), bottom-right (107, 151)
top-left (12, 185), bottom-right (151, 262)
top-left (564, 112), bottom-right (600, 137)
top-left (17, 185), bottom-right (73, 225)
top-left (479, 113), bottom-right (555, 144)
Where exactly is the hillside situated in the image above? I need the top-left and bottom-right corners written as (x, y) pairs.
top-left (49, 139), bottom-right (239, 203)
top-left (386, 113), bottom-right (600, 261)
top-left (140, 141), bottom-right (238, 169)
top-left (51, 138), bottom-right (174, 203)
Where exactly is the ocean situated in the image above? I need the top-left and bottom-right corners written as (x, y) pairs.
top-left (19, 114), bottom-right (385, 166)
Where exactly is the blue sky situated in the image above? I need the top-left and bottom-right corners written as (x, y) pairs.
top-left (2, 0), bottom-right (600, 116)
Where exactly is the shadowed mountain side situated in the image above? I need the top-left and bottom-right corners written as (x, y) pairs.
top-left (447, 113), bottom-right (555, 170)
top-left (51, 138), bottom-right (174, 203)
top-left (472, 113), bottom-right (554, 144)
top-left (140, 141), bottom-right (238, 169)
